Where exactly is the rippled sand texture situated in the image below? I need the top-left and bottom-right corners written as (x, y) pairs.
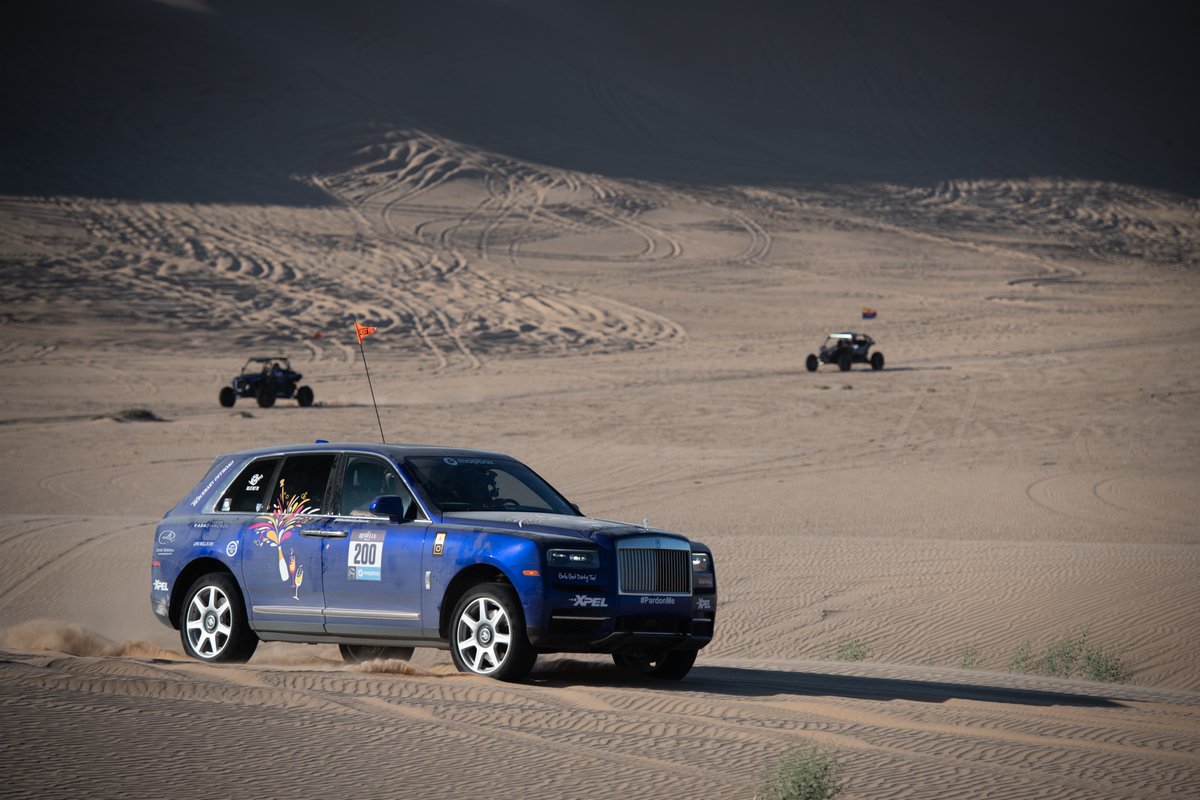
top-left (2, 1), bottom-right (1198, 798)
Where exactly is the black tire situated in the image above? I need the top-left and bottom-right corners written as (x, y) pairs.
top-left (256, 386), bottom-right (276, 408)
top-left (219, 386), bottom-right (236, 407)
top-left (838, 351), bottom-right (852, 372)
top-left (805, 354), bottom-right (819, 372)
top-left (296, 385), bottom-right (314, 407)
top-left (613, 648), bottom-right (697, 680)
top-left (449, 582), bottom-right (536, 681)
top-left (871, 351), bottom-right (885, 371)
top-left (180, 572), bottom-right (258, 663)
top-left (338, 644), bottom-right (414, 664)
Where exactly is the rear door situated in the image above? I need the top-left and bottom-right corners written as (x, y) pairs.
top-left (238, 453), bottom-right (336, 635)
top-left (321, 454), bottom-right (428, 638)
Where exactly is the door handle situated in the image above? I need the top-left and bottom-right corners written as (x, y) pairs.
top-left (300, 528), bottom-right (348, 538)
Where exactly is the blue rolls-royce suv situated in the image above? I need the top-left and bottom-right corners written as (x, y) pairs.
top-left (151, 442), bottom-right (717, 681)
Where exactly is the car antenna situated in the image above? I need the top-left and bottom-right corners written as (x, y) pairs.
top-left (353, 319), bottom-right (386, 443)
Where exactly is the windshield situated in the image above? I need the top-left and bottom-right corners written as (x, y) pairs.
top-left (404, 456), bottom-right (579, 515)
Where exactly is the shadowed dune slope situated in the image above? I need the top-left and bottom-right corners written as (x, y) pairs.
top-left (2, 0), bottom-right (1196, 204)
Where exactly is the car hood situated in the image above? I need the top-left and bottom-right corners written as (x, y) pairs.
top-left (438, 511), bottom-right (687, 543)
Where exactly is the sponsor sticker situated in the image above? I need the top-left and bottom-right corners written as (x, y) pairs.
top-left (640, 596), bottom-right (676, 606)
top-left (571, 595), bottom-right (608, 608)
top-left (347, 530), bottom-right (383, 581)
top-left (557, 571), bottom-right (598, 583)
top-left (226, 541), bottom-right (238, 558)
top-left (157, 530), bottom-right (176, 545)
top-left (190, 459), bottom-right (236, 508)
top-left (696, 597), bottom-right (713, 611)
top-left (432, 531), bottom-right (446, 558)
top-left (153, 579), bottom-right (169, 593)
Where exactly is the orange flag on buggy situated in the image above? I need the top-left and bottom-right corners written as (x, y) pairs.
top-left (355, 321), bottom-right (377, 343)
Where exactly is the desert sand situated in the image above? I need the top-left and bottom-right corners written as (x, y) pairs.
top-left (2, 1), bottom-right (1198, 797)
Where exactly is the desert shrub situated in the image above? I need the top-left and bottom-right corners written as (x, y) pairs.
top-left (1082, 645), bottom-right (1133, 683)
top-left (1007, 628), bottom-right (1131, 683)
top-left (958, 645), bottom-right (979, 670)
top-left (821, 637), bottom-right (871, 662)
top-left (98, 408), bottom-right (163, 422)
top-left (756, 745), bottom-right (845, 800)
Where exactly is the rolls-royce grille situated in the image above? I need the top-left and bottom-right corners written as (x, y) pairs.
top-left (618, 548), bottom-right (691, 594)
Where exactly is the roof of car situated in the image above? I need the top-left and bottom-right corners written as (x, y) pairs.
top-left (215, 441), bottom-right (515, 463)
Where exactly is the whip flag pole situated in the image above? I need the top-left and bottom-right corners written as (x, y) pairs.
top-left (354, 319), bottom-right (385, 443)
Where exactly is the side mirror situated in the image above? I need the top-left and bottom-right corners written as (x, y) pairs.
top-left (369, 494), bottom-right (410, 523)
top-left (569, 502), bottom-right (582, 516)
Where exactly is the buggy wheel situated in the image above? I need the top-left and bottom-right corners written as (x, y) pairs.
top-left (256, 386), bottom-right (276, 408)
top-left (805, 354), bottom-right (819, 372)
top-left (871, 352), bottom-right (885, 371)
top-left (838, 351), bottom-right (852, 371)
top-left (296, 386), bottom-right (314, 407)
top-left (613, 649), bottom-right (697, 680)
top-left (219, 386), bottom-right (236, 407)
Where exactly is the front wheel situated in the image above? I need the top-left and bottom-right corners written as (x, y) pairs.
top-left (219, 386), bottom-right (236, 407)
top-left (256, 386), bottom-right (276, 408)
top-left (450, 583), bottom-right (536, 681)
top-left (338, 644), bottom-right (414, 664)
top-left (871, 352), bottom-right (885, 370)
top-left (180, 572), bottom-right (258, 663)
top-left (296, 385), bottom-right (314, 407)
top-left (838, 351), bottom-right (852, 371)
top-left (613, 648), bottom-right (697, 680)
top-left (805, 354), bottom-right (819, 372)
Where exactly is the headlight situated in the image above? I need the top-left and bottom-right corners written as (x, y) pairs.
top-left (547, 549), bottom-right (599, 568)
top-left (691, 551), bottom-right (711, 571)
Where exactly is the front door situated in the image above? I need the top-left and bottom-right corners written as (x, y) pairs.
top-left (321, 455), bottom-right (427, 638)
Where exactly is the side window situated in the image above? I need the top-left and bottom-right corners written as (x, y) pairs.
top-left (340, 456), bottom-right (413, 518)
top-left (217, 458), bottom-right (281, 513)
top-left (267, 454), bottom-right (336, 515)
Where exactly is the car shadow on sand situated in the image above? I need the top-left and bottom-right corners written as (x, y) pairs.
top-left (534, 662), bottom-right (1125, 708)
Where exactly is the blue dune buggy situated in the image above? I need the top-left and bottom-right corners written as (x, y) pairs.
top-left (219, 357), bottom-right (314, 408)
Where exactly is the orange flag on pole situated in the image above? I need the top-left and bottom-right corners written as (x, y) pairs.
top-left (355, 321), bottom-right (377, 344)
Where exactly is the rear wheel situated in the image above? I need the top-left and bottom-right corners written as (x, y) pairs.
top-left (871, 352), bottom-right (885, 370)
top-left (838, 351), bottom-right (852, 371)
top-left (450, 583), bottom-right (536, 681)
top-left (180, 573), bottom-right (257, 663)
top-left (218, 386), bottom-right (236, 407)
top-left (613, 648), bottom-right (697, 680)
top-left (296, 385), bottom-right (314, 407)
top-left (805, 354), bottom-right (819, 372)
top-left (338, 644), bottom-right (414, 664)
top-left (256, 386), bottom-right (276, 408)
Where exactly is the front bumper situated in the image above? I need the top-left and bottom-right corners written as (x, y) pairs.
top-left (528, 605), bottom-right (715, 654)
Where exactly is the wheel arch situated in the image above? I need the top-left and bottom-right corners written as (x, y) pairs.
top-left (169, 557), bottom-right (238, 629)
top-left (438, 563), bottom-right (513, 640)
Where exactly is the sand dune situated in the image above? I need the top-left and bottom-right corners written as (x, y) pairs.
top-left (2, 0), bottom-right (1199, 797)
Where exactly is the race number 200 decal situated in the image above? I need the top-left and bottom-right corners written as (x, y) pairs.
top-left (347, 530), bottom-right (384, 581)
